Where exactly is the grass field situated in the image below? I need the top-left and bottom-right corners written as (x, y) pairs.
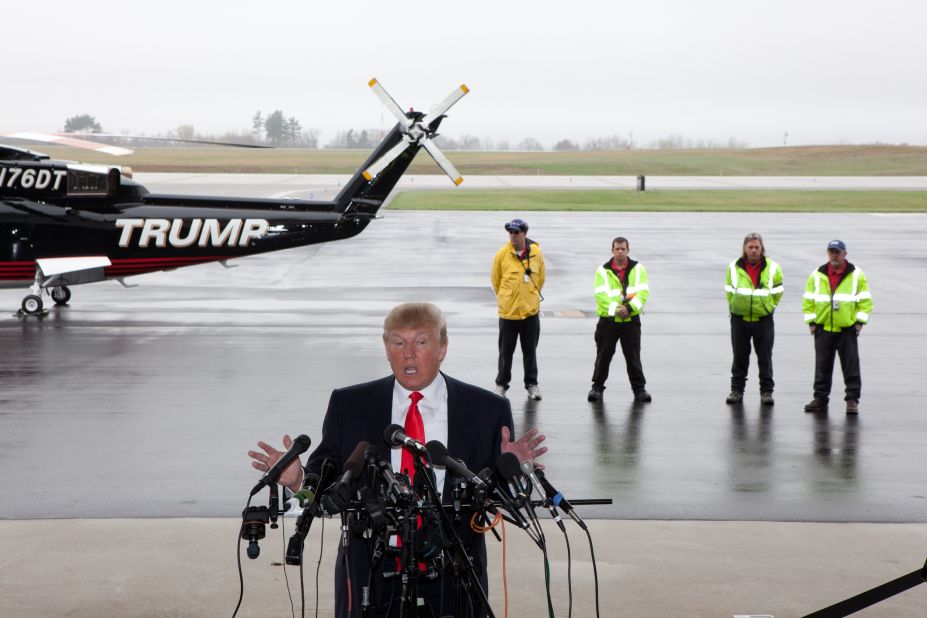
top-left (19, 143), bottom-right (927, 212)
top-left (30, 144), bottom-right (927, 176)
top-left (389, 189), bottom-right (927, 212)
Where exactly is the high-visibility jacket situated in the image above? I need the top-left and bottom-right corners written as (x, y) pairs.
top-left (491, 240), bottom-right (545, 320)
top-left (802, 262), bottom-right (872, 332)
top-left (725, 257), bottom-right (783, 322)
top-left (594, 258), bottom-right (649, 322)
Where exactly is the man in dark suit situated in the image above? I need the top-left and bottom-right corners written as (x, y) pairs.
top-left (249, 302), bottom-right (546, 617)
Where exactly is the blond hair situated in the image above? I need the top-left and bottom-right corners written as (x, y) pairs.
top-left (383, 303), bottom-right (448, 345)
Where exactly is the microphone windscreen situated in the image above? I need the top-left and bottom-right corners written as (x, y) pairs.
top-left (383, 424), bottom-right (405, 447)
top-left (425, 440), bottom-right (449, 462)
top-left (292, 434), bottom-right (312, 452)
top-left (344, 441), bottom-right (369, 478)
top-left (495, 452), bottom-right (522, 480)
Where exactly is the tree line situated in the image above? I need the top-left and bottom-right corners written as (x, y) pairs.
top-left (61, 113), bottom-right (751, 150)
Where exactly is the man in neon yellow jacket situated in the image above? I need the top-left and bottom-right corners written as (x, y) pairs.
top-left (724, 233), bottom-right (783, 406)
top-left (588, 237), bottom-right (651, 403)
top-left (802, 240), bottom-right (873, 415)
top-left (491, 218), bottom-right (546, 400)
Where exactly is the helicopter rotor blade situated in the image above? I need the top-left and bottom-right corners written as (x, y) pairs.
top-left (1, 132), bottom-right (134, 156)
top-left (422, 138), bottom-right (463, 186)
top-left (362, 80), bottom-right (465, 186)
top-left (369, 78), bottom-right (411, 129)
top-left (422, 84), bottom-right (469, 127)
top-left (362, 136), bottom-right (413, 181)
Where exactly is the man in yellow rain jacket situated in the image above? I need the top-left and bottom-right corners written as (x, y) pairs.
top-left (491, 219), bottom-right (546, 400)
top-left (802, 240), bottom-right (873, 415)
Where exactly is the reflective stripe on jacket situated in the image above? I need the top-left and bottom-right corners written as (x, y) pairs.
top-left (594, 259), bottom-right (649, 322)
top-left (724, 257), bottom-right (783, 322)
top-left (491, 240), bottom-right (545, 320)
top-left (801, 262), bottom-right (873, 332)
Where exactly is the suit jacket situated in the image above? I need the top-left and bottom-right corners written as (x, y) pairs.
top-left (305, 372), bottom-right (513, 617)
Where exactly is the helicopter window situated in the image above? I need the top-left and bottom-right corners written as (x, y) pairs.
top-left (66, 166), bottom-right (116, 197)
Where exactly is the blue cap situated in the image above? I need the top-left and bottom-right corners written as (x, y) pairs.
top-left (827, 239), bottom-right (847, 252)
top-left (504, 218), bottom-right (528, 233)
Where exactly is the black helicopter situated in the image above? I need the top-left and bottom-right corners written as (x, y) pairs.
top-left (0, 79), bottom-right (468, 315)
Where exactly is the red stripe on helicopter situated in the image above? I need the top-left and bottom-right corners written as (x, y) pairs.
top-left (0, 261), bottom-right (35, 279)
top-left (0, 257), bottom-right (234, 279)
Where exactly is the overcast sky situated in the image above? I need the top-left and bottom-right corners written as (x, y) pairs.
top-left (6, 0), bottom-right (927, 148)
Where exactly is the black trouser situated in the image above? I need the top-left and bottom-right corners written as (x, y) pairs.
top-left (730, 314), bottom-right (775, 393)
top-left (813, 327), bottom-right (861, 402)
top-left (591, 316), bottom-right (646, 393)
top-left (496, 313), bottom-right (540, 388)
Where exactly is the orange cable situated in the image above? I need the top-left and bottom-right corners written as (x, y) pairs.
top-left (468, 512), bottom-right (507, 617)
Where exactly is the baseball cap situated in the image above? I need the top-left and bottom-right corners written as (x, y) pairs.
top-left (827, 240), bottom-right (847, 252)
top-left (504, 218), bottom-right (529, 233)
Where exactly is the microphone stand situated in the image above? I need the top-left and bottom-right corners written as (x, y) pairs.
top-left (397, 500), bottom-right (421, 618)
top-left (340, 511), bottom-right (353, 616)
top-left (413, 453), bottom-right (495, 618)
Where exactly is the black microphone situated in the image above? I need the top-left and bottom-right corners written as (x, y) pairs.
top-left (250, 434), bottom-right (312, 496)
top-left (473, 465), bottom-right (526, 526)
top-left (320, 441), bottom-right (368, 514)
top-left (268, 483), bottom-right (280, 527)
top-left (364, 445), bottom-right (380, 493)
top-left (495, 452), bottom-right (528, 502)
top-left (425, 440), bottom-right (486, 488)
top-left (315, 457), bottom-right (338, 501)
top-left (536, 469), bottom-right (587, 530)
top-left (383, 423), bottom-right (428, 455)
top-left (286, 457), bottom-right (337, 566)
top-left (377, 459), bottom-right (414, 504)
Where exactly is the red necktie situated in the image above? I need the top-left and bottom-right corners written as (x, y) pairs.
top-left (401, 391), bottom-right (425, 480)
top-left (397, 391), bottom-right (427, 571)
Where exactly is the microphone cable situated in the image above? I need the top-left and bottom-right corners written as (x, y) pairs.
top-left (520, 491), bottom-right (553, 617)
top-left (541, 540), bottom-right (555, 618)
top-left (583, 524), bottom-right (600, 618)
top-left (548, 504), bottom-right (572, 618)
top-left (470, 510), bottom-right (506, 617)
top-left (278, 511), bottom-right (296, 618)
top-left (231, 495), bottom-right (251, 618)
top-left (341, 512), bottom-right (353, 615)
top-left (560, 516), bottom-right (572, 618)
top-left (291, 505), bottom-right (328, 618)
top-left (312, 516), bottom-right (327, 618)
top-left (299, 544), bottom-right (305, 618)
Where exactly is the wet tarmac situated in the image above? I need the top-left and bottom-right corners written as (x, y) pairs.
top-left (2, 208), bottom-right (927, 522)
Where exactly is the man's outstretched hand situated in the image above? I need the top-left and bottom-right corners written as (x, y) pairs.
top-left (500, 426), bottom-right (547, 469)
top-left (248, 434), bottom-right (303, 492)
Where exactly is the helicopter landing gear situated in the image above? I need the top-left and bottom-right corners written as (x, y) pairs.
top-left (51, 286), bottom-right (71, 306)
top-left (21, 294), bottom-right (44, 315)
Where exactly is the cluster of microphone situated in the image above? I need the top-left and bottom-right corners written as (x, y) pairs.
top-left (239, 428), bottom-right (599, 618)
top-left (262, 425), bottom-right (588, 568)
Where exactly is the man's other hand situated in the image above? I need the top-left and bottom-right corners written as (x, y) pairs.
top-left (248, 434), bottom-right (303, 492)
top-left (501, 426), bottom-right (547, 469)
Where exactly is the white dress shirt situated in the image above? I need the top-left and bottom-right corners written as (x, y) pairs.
top-left (390, 374), bottom-right (448, 496)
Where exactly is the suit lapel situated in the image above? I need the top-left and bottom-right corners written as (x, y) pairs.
top-left (372, 376), bottom-right (395, 454)
top-left (444, 373), bottom-right (472, 496)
